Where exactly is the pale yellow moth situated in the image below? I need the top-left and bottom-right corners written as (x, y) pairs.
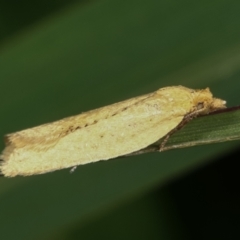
top-left (0, 86), bottom-right (226, 177)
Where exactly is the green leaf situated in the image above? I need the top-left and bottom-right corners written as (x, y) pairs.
top-left (165, 107), bottom-right (240, 150)
top-left (0, 0), bottom-right (240, 239)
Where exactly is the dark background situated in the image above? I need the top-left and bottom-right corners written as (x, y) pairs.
top-left (0, 0), bottom-right (240, 239)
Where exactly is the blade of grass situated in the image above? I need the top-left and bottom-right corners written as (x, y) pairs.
top-left (129, 107), bottom-right (240, 156)
top-left (0, 0), bottom-right (240, 239)
top-left (165, 107), bottom-right (240, 150)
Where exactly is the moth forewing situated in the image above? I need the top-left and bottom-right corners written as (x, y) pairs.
top-left (0, 86), bottom-right (226, 177)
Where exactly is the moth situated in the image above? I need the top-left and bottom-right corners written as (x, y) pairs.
top-left (0, 86), bottom-right (226, 177)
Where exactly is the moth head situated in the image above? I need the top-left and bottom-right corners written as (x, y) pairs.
top-left (192, 88), bottom-right (226, 115)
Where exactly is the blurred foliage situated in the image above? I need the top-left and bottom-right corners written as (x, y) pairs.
top-left (0, 0), bottom-right (240, 239)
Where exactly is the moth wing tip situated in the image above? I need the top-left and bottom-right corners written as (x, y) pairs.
top-left (0, 156), bottom-right (6, 177)
top-left (4, 134), bottom-right (13, 146)
top-left (0, 169), bottom-right (4, 177)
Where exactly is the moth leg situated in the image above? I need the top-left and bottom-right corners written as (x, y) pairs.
top-left (121, 111), bottom-right (199, 155)
top-left (70, 166), bottom-right (77, 173)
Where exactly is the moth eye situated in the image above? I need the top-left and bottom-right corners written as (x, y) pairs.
top-left (197, 102), bottom-right (204, 110)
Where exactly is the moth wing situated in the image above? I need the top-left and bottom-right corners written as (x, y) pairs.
top-left (3, 92), bottom-right (153, 150)
top-left (1, 89), bottom-right (185, 176)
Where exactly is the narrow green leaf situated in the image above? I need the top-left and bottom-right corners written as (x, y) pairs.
top-left (0, 0), bottom-right (240, 239)
top-left (165, 107), bottom-right (240, 150)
